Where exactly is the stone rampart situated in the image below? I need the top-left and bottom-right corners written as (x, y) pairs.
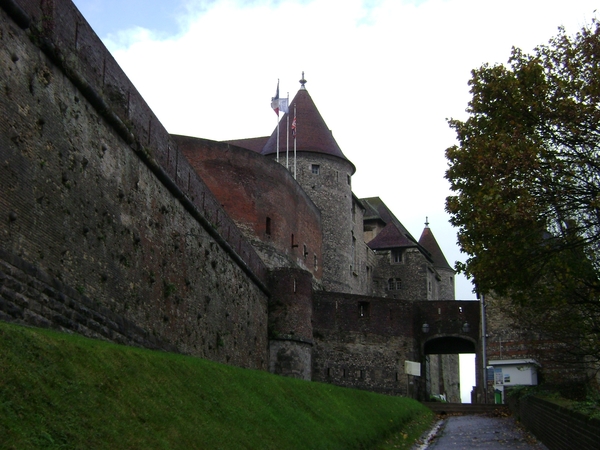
top-left (0, 0), bottom-right (269, 369)
top-left (312, 292), bottom-right (417, 395)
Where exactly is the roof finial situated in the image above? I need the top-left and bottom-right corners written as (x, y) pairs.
top-left (425, 216), bottom-right (430, 228)
top-left (299, 71), bottom-right (307, 90)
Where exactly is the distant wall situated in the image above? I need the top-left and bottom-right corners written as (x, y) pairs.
top-left (0, 0), bottom-right (269, 369)
top-left (507, 394), bottom-right (600, 450)
top-left (485, 294), bottom-right (585, 385)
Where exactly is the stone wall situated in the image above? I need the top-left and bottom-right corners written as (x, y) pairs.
top-left (293, 152), bottom-right (357, 294)
top-left (372, 248), bottom-right (428, 300)
top-left (0, 0), bottom-right (269, 369)
top-left (312, 292), bottom-right (417, 396)
top-left (267, 267), bottom-right (313, 380)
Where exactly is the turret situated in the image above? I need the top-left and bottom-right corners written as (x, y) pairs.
top-left (262, 75), bottom-right (358, 293)
top-left (418, 218), bottom-right (455, 300)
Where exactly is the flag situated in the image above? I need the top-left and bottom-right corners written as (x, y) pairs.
top-left (279, 97), bottom-right (289, 114)
top-left (291, 114), bottom-right (296, 137)
top-left (271, 80), bottom-right (280, 115)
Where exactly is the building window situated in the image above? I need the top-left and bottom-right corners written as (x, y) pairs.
top-left (347, 174), bottom-right (351, 185)
top-left (387, 278), bottom-right (395, 291)
top-left (314, 254), bottom-right (318, 270)
top-left (303, 244), bottom-right (308, 259)
top-left (359, 301), bottom-right (370, 317)
top-left (311, 164), bottom-right (320, 174)
top-left (265, 217), bottom-right (271, 235)
top-left (392, 249), bottom-right (403, 263)
top-left (387, 278), bottom-right (401, 290)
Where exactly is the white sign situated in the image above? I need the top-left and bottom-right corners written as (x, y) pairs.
top-left (404, 360), bottom-right (421, 377)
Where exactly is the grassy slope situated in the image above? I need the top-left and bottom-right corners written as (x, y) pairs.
top-left (0, 322), bottom-right (434, 449)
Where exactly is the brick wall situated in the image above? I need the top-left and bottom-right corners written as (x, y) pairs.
top-left (507, 394), bottom-right (600, 450)
top-left (175, 135), bottom-right (322, 282)
top-left (485, 294), bottom-right (585, 384)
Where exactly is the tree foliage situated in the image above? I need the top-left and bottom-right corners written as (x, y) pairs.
top-left (445, 21), bottom-right (600, 364)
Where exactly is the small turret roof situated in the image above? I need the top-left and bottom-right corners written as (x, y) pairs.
top-left (361, 197), bottom-right (418, 245)
top-left (367, 222), bottom-right (416, 250)
top-left (418, 223), bottom-right (454, 272)
top-left (261, 83), bottom-right (355, 173)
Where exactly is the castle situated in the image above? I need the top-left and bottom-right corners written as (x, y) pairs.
top-left (0, 0), bottom-right (485, 402)
top-left (176, 77), bottom-right (460, 399)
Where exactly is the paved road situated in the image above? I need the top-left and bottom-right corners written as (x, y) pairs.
top-left (419, 415), bottom-right (548, 449)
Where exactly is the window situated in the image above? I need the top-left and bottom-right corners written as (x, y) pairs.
top-left (347, 174), bottom-right (351, 185)
top-left (351, 234), bottom-right (357, 274)
top-left (359, 301), bottom-right (370, 318)
top-left (387, 278), bottom-right (401, 290)
top-left (314, 254), bottom-right (318, 270)
top-left (303, 244), bottom-right (308, 259)
top-left (265, 217), bottom-right (271, 235)
top-left (311, 164), bottom-right (320, 174)
top-left (392, 249), bottom-right (403, 263)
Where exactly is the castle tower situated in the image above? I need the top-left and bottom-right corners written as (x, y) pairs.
top-left (262, 76), bottom-right (357, 293)
top-left (418, 219), bottom-right (455, 300)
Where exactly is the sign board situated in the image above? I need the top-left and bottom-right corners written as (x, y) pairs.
top-left (404, 360), bottom-right (421, 377)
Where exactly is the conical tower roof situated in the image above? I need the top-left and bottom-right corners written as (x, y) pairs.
top-left (261, 80), bottom-right (355, 173)
top-left (418, 221), bottom-right (454, 272)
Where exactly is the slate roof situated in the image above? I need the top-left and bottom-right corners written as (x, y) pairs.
top-left (367, 222), bottom-right (417, 250)
top-left (222, 136), bottom-right (269, 153)
top-left (360, 197), bottom-right (418, 249)
top-left (418, 226), bottom-right (454, 271)
top-left (261, 88), bottom-right (355, 173)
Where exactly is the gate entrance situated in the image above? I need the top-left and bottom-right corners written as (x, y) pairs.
top-left (416, 301), bottom-right (483, 403)
top-left (423, 336), bottom-right (477, 403)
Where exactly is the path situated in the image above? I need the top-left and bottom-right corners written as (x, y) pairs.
top-left (417, 415), bottom-right (548, 449)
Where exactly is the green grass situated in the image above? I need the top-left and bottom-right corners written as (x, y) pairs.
top-left (0, 322), bottom-right (434, 449)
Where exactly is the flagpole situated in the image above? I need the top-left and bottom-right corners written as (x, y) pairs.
top-left (286, 92), bottom-right (290, 170)
top-left (293, 103), bottom-right (297, 179)
top-left (271, 79), bottom-right (280, 163)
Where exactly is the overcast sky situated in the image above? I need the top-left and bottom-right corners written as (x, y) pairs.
top-left (71, 0), bottom-right (597, 301)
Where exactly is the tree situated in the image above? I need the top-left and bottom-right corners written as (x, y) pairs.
top-left (445, 20), bottom-right (600, 368)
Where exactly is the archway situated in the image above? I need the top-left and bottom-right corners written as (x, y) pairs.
top-left (423, 336), bottom-right (477, 403)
